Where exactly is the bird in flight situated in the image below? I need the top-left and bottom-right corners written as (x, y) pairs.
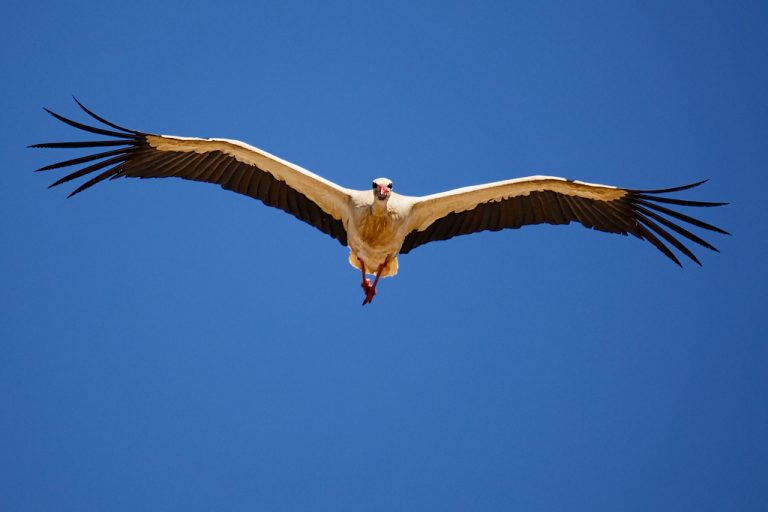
top-left (32, 99), bottom-right (728, 305)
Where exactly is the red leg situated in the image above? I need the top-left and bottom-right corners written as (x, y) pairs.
top-left (359, 258), bottom-right (374, 303)
top-left (371, 264), bottom-right (385, 289)
top-left (358, 258), bottom-right (368, 284)
top-left (361, 257), bottom-right (388, 306)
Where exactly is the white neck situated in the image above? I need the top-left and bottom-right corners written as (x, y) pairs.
top-left (371, 198), bottom-right (389, 216)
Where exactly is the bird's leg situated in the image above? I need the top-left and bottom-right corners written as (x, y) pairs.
top-left (361, 257), bottom-right (388, 306)
top-left (359, 258), bottom-right (374, 301)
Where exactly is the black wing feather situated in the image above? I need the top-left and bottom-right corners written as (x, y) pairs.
top-left (31, 101), bottom-right (347, 246)
top-left (401, 181), bottom-right (728, 266)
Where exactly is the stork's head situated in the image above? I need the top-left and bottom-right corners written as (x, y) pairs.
top-left (372, 177), bottom-right (393, 201)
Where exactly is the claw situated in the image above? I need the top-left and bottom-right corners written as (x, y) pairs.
top-left (358, 256), bottom-right (388, 306)
top-left (361, 279), bottom-right (376, 305)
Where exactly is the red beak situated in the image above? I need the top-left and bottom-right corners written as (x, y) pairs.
top-left (376, 185), bottom-right (389, 199)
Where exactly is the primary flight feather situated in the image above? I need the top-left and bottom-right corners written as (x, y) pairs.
top-left (32, 99), bottom-right (729, 305)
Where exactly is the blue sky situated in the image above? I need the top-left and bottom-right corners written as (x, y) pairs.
top-left (1, 1), bottom-right (766, 510)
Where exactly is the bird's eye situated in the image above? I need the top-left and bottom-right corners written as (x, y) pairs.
top-left (372, 182), bottom-right (377, 189)
top-left (387, 183), bottom-right (393, 189)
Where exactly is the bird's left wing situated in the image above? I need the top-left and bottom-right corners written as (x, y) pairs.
top-left (31, 100), bottom-right (351, 245)
top-left (401, 175), bottom-right (728, 266)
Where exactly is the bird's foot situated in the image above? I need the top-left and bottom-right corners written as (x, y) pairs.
top-left (361, 278), bottom-right (377, 306)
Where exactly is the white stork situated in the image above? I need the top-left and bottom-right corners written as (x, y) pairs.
top-left (32, 100), bottom-right (728, 305)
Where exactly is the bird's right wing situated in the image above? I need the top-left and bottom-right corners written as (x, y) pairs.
top-left (31, 100), bottom-right (352, 246)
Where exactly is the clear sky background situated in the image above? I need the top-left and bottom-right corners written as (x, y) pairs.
top-left (1, 1), bottom-right (766, 510)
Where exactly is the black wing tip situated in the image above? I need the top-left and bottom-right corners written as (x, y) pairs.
top-left (70, 97), bottom-right (141, 135)
top-left (632, 194), bottom-right (729, 208)
top-left (662, 247), bottom-right (683, 267)
top-left (704, 225), bottom-right (730, 236)
top-left (37, 100), bottom-right (141, 140)
top-left (686, 249), bottom-right (703, 266)
top-left (689, 178), bottom-right (709, 188)
top-left (628, 178), bottom-right (730, 265)
top-left (633, 179), bottom-right (710, 194)
top-left (33, 100), bottom-right (141, 196)
top-left (632, 178), bottom-right (709, 194)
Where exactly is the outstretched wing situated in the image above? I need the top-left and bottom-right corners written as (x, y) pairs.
top-left (31, 99), bottom-right (351, 246)
top-left (401, 175), bottom-right (728, 266)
